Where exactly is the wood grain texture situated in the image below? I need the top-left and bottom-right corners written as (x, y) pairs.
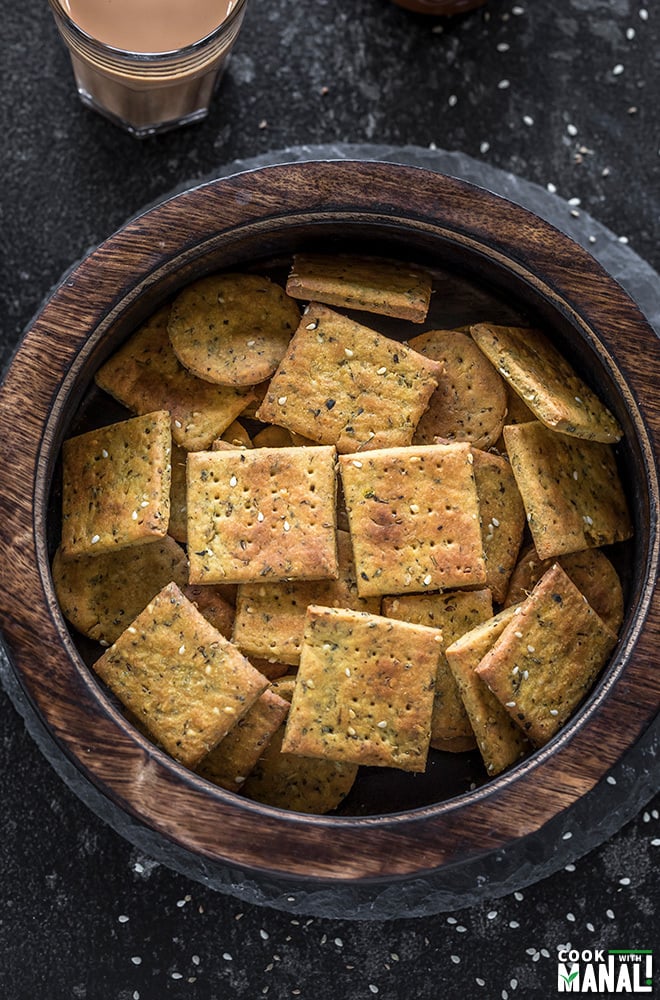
top-left (0, 161), bottom-right (657, 882)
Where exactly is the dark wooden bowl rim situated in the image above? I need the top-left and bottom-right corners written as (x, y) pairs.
top-left (0, 161), bottom-right (658, 883)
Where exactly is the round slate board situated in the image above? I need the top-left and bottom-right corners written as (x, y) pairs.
top-left (1, 144), bottom-right (658, 919)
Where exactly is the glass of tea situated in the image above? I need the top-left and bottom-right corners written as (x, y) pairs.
top-left (47, 0), bottom-right (248, 137)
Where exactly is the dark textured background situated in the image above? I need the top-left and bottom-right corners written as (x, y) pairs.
top-left (1, 1), bottom-right (659, 997)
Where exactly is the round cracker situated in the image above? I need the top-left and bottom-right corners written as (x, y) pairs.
top-left (241, 727), bottom-right (358, 814)
top-left (168, 274), bottom-right (300, 387)
top-left (504, 544), bottom-right (624, 634)
top-left (52, 536), bottom-right (189, 645)
top-left (410, 329), bottom-right (507, 449)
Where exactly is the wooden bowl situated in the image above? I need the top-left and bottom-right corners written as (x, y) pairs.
top-left (0, 161), bottom-right (658, 912)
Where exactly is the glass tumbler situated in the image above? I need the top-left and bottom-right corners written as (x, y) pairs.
top-left (47, 0), bottom-right (248, 137)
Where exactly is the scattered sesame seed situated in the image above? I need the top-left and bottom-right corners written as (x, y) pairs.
top-left (306, 322), bottom-right (318, 331)
top-left (447, 916), bottom-right (457, 924)
top-left (451, 954), bottom-right (461, 964)
top-left (260, 929), bottom-right (269, 940)
top-left (352, 460), bottom-right (363, 468)
top-left (377, 720), bottom-right (388, 729)
top-left (567, 912), bottom-right (576, 922)
top-left (131, 956), bottom-right (142, 966)
top-left (626, 26), bottom-right (635, 38)
top-left (506, 701), bottom-right (517, 708)
top-left (118, 914), bottom-right (129, 923)
top-left (491, 517), bottom-right (500, 527)
top-left (567, 123), bottom-right (578, 136)
top-left (613, 63), bottom-right (624, 75)
top-left (547, 182), bottom-right (557, 193)
top-left (344, 348), bottom-right (354, 358)
top-left (348, 726), bottom-right (357, 737)
top-left (514, 891), bottom-right (524, 901)
top-left (583, 515), bottom-right (594, 525)
top-left (410, 503), bottom-right (420, 513)
top-left (619, 877), bottom-right (631, 885)
top-left (246, 339), bottom-right (256, 347)
top-left (497, 41), bottom-right (510, 51)
top-left (527, 644), bottom-right (535, 653)
top-left (607, 775), bottom-right (617, 785)
top-left (639, 7), bottom-right (648, 19)
top-left (562, 831), bottom-right (573, 840)
top-left (222, 953), bottom-right (232, 961)
top-left (377, 366), bottom-right (387, 375)
top-left (283, 520), bottom-right (291, 532)
top-left (480, 141), bottom-right (490, 154)
top-left (476, 978), bottom-right (485, 987)
top-left (487, 910), bottom-right (498, 920)
top-left (448, 94), bottom-right (458, 107)
top-left (90, 534), bottom-right (100, 544)
top-left (606, 908), bottom-right (615, 919)
top-left (335, 938), bottom-right (343, 948)
top-left (174, 419), bottom-right (182, 428)
top-left (229, 475), bottom-right (238, 487)
top-left (498, 79), bottom-right (510, 89)
top-left (456, 924), bottom-right (467, 933)
top-left (369, 987), bottom-right (379, 995)
top-left (257, 511), bottom-right (264, 521)
top-left (345, 667), bottom-right (351, 677)
top-left (423, 574), bottom-right (432, 586)
top-left (514, 631), bottom-right (523, 639)
top-left (278, 396), bottom-right (287, 405)
top-left (171, 973), bottom-right (183, 980)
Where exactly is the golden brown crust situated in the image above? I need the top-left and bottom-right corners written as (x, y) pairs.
top-left (281, 606), bottom-right (440, 772)
top-left (476, 564), bottom-right (618, 747)
top-left (93, 582), bottom-right (269, 768)
top-left (186, 445), bottom-right (338, 585)
top-left (503, 421), bottom-right (633, 560)
top-left (339, 443), bottom-right (486, 597)
top-left (286, 253), bottom-right (432, 323)
top-left (255, 304), bottom-right (443, 453)
top-left (61, 410), bottom-right (172, 559)
top-left (470, 323), bottom-right (622, 443)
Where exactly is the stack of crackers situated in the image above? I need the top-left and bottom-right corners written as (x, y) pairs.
top-left (52, 254), bottom-right (632, 814)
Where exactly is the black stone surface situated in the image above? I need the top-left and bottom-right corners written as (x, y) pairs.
top-left (2, 1), bottom-right (659, 997)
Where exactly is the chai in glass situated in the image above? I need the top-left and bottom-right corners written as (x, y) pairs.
top-left (48, 0), bottom-right (248, 136)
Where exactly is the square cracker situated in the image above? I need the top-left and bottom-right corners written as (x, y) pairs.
top-left (445, 606), bottom-right (530, 776)
top-left (232, 530), bottom-right (381, 666)
top-left (339, 443), bottom-right (486, 597)
top-left (281, 605), bottom-right (440, 772)
top-left (382, 589), bottom-right (493, 751)
top-left (93, 582), bottom-right (269, 768)
top-left (255, 304), bottom-right (443, 454)
top-left (186, 445), bottom-right (338, 585)
top-left (196, 688), bottom-right (290, 793)
top-left (476, 563), bottom-right (618, 747)
top-left (503, 421), bottom-right (633, 560)
top-left (470, 322), bottom-right (622, 443)
top-left (285, 253), bottom-right (432, 323)
top-left (472, 447), bottom-right (526, 603)
top-left (95, 306), bottom-right (255, 452)
top-left (61, 410), bottom-right (172, 560)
